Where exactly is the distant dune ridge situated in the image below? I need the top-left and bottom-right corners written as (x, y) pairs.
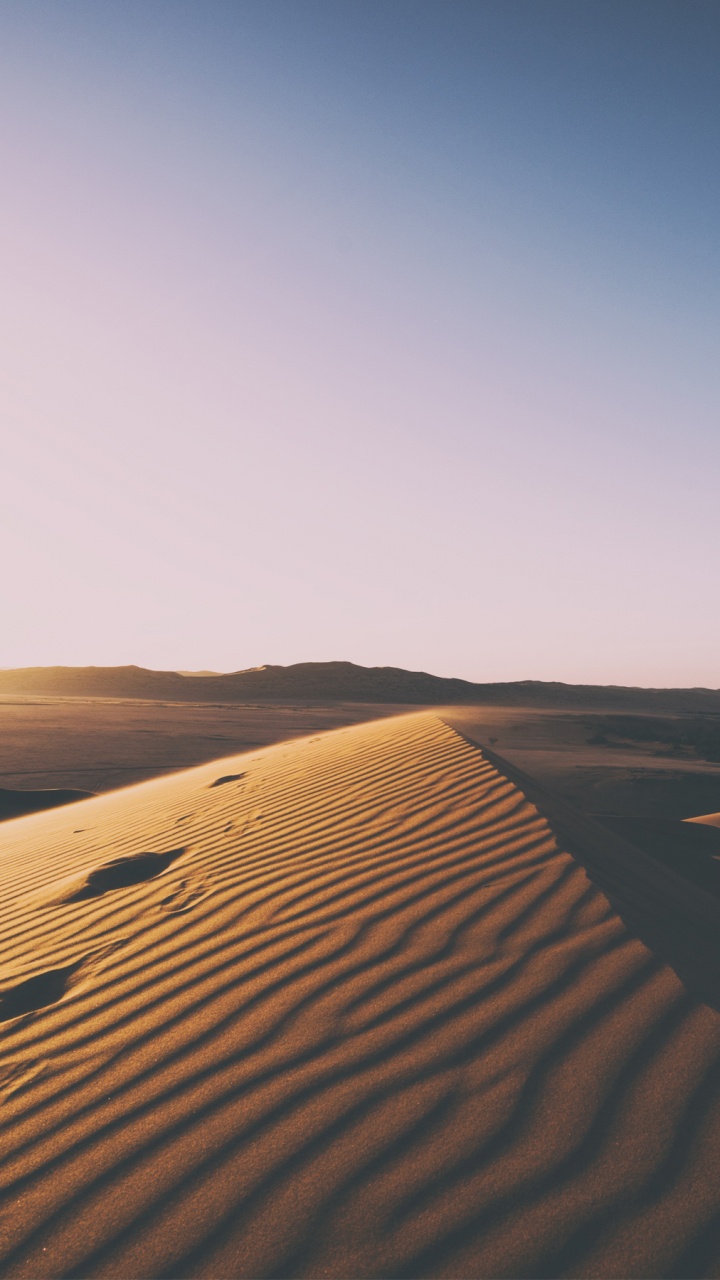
top-left (2, 712), bottom-right (720, 1277)
top-left (2, 660), bottom-right (720, 710)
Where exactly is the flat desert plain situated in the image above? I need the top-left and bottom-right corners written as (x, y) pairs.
top-left (2, 704), bottom-right (720, 1276)
top-left (4, 693), bottom-right (720, 818)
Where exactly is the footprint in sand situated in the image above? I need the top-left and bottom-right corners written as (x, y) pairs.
top-left (38, 848), bottom-right (188, 906)
top-left (0, 962), bottom-right (84, 1020)
top-left (0, 940), bottom-right (124, 1022)
top-left (159, 877), bottom-right (209, 914)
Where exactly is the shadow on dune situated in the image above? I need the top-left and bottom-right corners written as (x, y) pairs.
top-left (65, 849), bottom-right (187, 901)
top-left (597, 815), bottom-right (720, 895)
top-left (0, 960), bottom-right (85, 1021)
top-left (449, 727), bottom-right (720, 1015)
top-left (0, 786), bottom-right (94, 822)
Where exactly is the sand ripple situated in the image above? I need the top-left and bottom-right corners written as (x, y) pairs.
top-left (0, 713), bottom-right (719, 1278)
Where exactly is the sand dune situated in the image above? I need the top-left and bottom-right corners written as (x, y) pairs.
top-left (4, 697), bottom-right (720, 822)
top-left (687, 811), bottom-right (720, 829)
top-left (0, 697), bottom-right (413, 796)
top-left (2, 712), bottom-right (720, 1278)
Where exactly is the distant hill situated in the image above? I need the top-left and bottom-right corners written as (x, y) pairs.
top-left (1, 661), bottom-right (720, 712)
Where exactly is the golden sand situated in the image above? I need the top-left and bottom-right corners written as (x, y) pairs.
top-left (1, 712), bottom-right (719, 1277)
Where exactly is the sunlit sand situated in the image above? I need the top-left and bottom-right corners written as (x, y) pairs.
top-left (1, 711), bottom-right (720, 1277)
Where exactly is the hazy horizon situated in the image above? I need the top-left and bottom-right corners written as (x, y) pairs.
top-left (3, 1), bottom-right (719, 686)
top-left (2, 656), bottom-right (720, 693)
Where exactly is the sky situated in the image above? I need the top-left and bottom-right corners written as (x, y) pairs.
top-left (1, 0), bottom-right (719, 685)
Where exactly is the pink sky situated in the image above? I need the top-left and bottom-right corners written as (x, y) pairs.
top-left (2, 2), bottom-right (718, 686)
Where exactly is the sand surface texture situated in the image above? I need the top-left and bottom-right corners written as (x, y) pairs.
top-left (0, 697), bottom-right (410, 793)
top-left (2, 712), bottom-right (720, 1278)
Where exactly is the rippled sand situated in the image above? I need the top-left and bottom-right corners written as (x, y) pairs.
top-left (1, 712), bottom-right (720, 1278)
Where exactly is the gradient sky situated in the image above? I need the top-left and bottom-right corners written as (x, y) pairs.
top-left (2, 0), bottom-right (719, 684)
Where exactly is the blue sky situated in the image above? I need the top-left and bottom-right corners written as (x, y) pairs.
top-left (1, 1), bottom-right (719, 683)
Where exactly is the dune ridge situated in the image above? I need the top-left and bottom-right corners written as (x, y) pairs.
top-left (688, 811), bottom-right (720, 829)
top-left (1, 712), bottom-right (720, 1277)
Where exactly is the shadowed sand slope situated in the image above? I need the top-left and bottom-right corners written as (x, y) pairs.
top-left (0, 787), bottom-right (95, 822)
top-left (2, 713), bottom-right (720, 1278)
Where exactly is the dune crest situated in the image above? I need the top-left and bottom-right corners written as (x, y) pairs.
top-left (1, 712), bottom-right (720, 1278)
top-left (687, 811), bottom-right (720, 828)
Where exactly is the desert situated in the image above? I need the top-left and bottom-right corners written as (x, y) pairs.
top-left (2, 666), bottom-right (720, 1276)
top-left (3, 2), bottom-right (717, 1274)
